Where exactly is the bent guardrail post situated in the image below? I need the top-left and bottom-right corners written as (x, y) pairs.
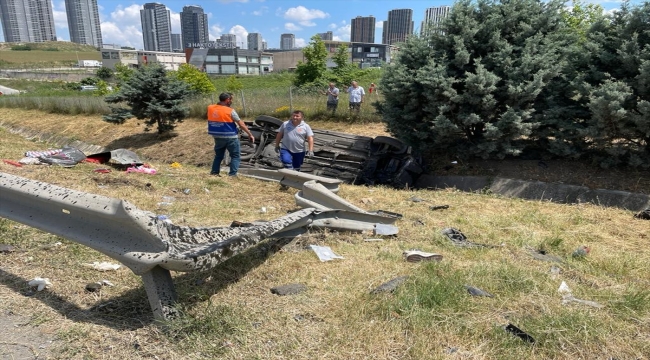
top-left (239, 168), bottom-right (342, 193)
top-left (0, 172), bottom-right (316, 320)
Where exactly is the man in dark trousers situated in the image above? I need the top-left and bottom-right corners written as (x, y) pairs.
top-left (207, 93), bottom-right (255, 176)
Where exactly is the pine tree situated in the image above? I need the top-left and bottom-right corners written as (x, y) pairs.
top-left (103, 63), bottom-right (190, 134)
top-left (380, 0), bottom-right (567, 159)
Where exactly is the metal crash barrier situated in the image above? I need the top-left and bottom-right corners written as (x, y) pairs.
top-left (0, 172), bottom-right (398, 320)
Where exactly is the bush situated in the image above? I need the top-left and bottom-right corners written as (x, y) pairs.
top-left (10, 45), bottom-right (31, 51)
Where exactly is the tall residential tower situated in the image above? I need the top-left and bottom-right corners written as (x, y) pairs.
top-left (247, 32), bottom-right (263, 50)
top-left (351, 16), bottom-right (375, 43)
top-left (180, 5), bottom-right (208, 48)
top-left (280, 33), bottom-right (295, 50)
top-left (382, 9), bottom-right (413, 45)
top-left (0, 0), bottom-right (57, 42)
top-left (421, 6), bottom-right (451, 37)
top-left (140, 2), bottom-right (172, 52)
top-left (65, 0), bottom-right (103, 48)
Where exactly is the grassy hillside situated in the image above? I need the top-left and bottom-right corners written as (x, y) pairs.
top-left (0, 41), bottom-right (100, 68)
top-left (0, 109), bottom-right (648, 359)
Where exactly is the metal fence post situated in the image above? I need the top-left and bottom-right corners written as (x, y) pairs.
top-left (289, 86), bottom-right (293, 113)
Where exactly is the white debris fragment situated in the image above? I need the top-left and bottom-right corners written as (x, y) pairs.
top-left (309, 245), bottom-right (344, 262)
top-left (558, 281), bottom-right (604, 308)
top-left (83, 262), bottom-right (122, 271)
top-left (101, 280), bottom-right (115, 287)
top-left (28, 277), bottom-right (52, 291)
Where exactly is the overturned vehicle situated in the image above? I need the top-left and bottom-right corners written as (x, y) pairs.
top-left (235, 115), bottom-right (424, 188)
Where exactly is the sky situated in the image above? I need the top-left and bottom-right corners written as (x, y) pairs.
top-left (0, 0), bottom-right (642, 50)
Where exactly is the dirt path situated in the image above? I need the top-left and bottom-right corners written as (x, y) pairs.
top-left (0, 312), bottom-right (58, 359)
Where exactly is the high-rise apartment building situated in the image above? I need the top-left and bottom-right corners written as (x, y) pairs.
top-left (65, 0), bottom-right (102, 48)
top-left (382, 9), bottom-right (413, 45)
top-left (317, 31), bottom-right (333, 41)
top-left (219, 34), bottom-right (237, 48)
top-left (0, 0), bottom-right (57, 42)
top-left (247, 32), bottom-right (263, 50)
top-left (171, 33), bottom-right (182, 52)
top-left (262, 41), bottom-right (268, 50)
top-left (180, 5), bottom-right (208, 48)
top-left (140, 2), bottom-right (172, 52)
top-left (421, 6), bottom-right (450, 37)
top-left (280, 33), bottom-right (295, 50)
top-left (351, 16), bottom-right (375, 43)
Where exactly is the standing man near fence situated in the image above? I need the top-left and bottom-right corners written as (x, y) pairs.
top-left (323, 82), bottom-right (340, 115)
top-left (207, 92), bottom-right (255, 177)
top-left (274, 110), bottom-right (314, 172)
top-left (346, 81), bottom-right (365, 115)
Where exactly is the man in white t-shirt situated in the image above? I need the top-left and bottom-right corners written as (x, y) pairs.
top-left (274, 110), bottom-right (314, 171)
top-left (346, 81), bottom-right (365, 114)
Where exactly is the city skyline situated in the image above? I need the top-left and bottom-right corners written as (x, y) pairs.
top-left (0, 0), bottom-right (641, 50)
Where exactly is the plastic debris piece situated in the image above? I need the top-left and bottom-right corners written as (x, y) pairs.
top-left (572, 245), bottom-right (590, 258)
top-left (403, 250), bottom-right (443, 263)
top-left (309, 245), bottom-right (344, 262)
top-left (558, 281), bottom-right (604, 308)
top-left (101, 280), bottom-right (115, 287)
top-left (634, 208), bottom-right (650, 220)
top-left (371, 276), bottom-right (408, 294)
top-left (182, 188), bottom-right (191, 195)
top-left (504, 323), bottom-right (535, 344)
top-left (550, 265), bottom-right (561, 278)
top-left (82, 261), bottom-right (122, 271)
top-left (429, 205), bottom-right (450, 211)
top-left (3, 159), bottom-right (22, 167)
top-left (25, 149), bottom-right (62, 158)
top-left (170, 162), bottom-right (182, 168)
top-left (442, 228), bottom-right (495, 248)
top-left (374, 223), bottom-right (398, 236)
top-left (18, 157), bottom-right (41, 165)
top-left (260, 207), bottom-right (267, 213)
top-left (465, 285), bottom-right (493, 297)
top-left (126, 165), bottom-right (157, 174)
top-left (28, 277), bottom-right (52, 291)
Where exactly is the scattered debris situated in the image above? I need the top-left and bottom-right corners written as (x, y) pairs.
top-left (429, 205), bottom-right (450, 211)
top-left (360, 198), bottom-right (375, 204)
top-left (270, 283), bottom-right (307, 296)
top-left (403, 250), bottom-right (443, 263)
top-left (374, 223), bottom-right (398, 236)
top-left (558, 281), bottom-right (604, 308)
top-left (82, 262), bottom-right (122, 271)
top-left (260, 207), bottom-right (267, 213)
top-left (182, 188), bottom-right (191, 195)
top-left (18, 157), bottom-right (41, 165)
top-left (464, 285), bottom-right (493, 297)
top-left (634, 208), bottom-right (650, 220)
top-left (441, 228), bottom-right (496, 248)
top-left (371, 276), bottom-right (409, 294)
top-left (27, 277), bottom-right (52, 291)
top-left (550, 265), bottom-right (561, 279)
top-left (85, 282), bottom-right (103, 292)
top-left (0, 244), bottom-right (16, 253)
top-left (572, 245), bottom-right (590, 258)
top-left (37, 146), bottom-right (86, 167)
top-left (126, 165), bottom-right (157, 174)
top-left (504, 323), bottom-right (535, 344)
top-left (170, 162), bottom-right (182, 168)
top-left (86, 149), bottom-right (143, 165)
top-left (528, 248), bottom-right (564, 263)
top-left (2, 159), bottom-right (22, 167)
top-left (309, 245), bottom-right (344, 262)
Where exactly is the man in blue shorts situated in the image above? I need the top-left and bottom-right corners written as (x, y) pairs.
top-left (274, 110), bottom-right (314, 171)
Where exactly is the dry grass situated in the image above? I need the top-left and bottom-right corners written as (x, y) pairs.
top-left (0, 109), bottom-right (649, 359)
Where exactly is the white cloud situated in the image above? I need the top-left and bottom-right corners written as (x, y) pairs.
top-left (110, 4), bottom-right (141, 23)
top-left (283, 6), bottom-right (329, 27)
top-left (328, 23), bottom-right (337, 30)
top-left (252, 6), bottom-right (268, 16)
top-left (53, 1), bottom-right (68, 31)
top-left (217, 0), bottom-right (249, 3)
top-left (295, 38), bottom-right (306, 48)
top-left (285, 23), bottom-right (302, 31)
top-left (169, 9), bottom-right (181, 33)
top-left (209, 25), bottom-right (224, 41)
top-left (332, 24), bottom-right (351, 42)
top-left (376, 22), bottom-right (383, 29)
top-left (101, 22), bottom-right (143, 48)
top-left (230, 25), bottom-right (249, 48)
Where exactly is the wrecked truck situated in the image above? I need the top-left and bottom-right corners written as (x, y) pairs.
top-left (234, 115), bottom-right (423, 188)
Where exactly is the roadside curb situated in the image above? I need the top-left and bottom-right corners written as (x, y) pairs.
top-left (415, 175), bottom-right (650, 212)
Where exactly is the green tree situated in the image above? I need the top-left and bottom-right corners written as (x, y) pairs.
top-left (113, 63), bottom-right (135, 87)
top-left (103, 63), bottom-right (191, 134)
top-left (172, 63), bottom-right (216, 96)
top-left (96, 67), bottom-right (114, 81)
top-left (94, 79), bottom-right (112, 96)
top-left (294, 35), bottom-right (328, 87)
top-left (329, 44), bottom-right (358, 86)
top-left (560, 0), bottom-right (605, 42)
top-left (379, 0), bottom-right (568, 160)
top-left (225, 75), bottom-right (243, 92)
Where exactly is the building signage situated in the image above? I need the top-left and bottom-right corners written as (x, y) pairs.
top-left (366, 53), bottom-right (380, 58)
top-left (187, 42), bottom-right (235, 49)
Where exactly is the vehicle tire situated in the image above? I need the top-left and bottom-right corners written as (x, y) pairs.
top-left (254, 115), bottom-right (283, 129)
top-left (372, 136), bottom-right (408, 155)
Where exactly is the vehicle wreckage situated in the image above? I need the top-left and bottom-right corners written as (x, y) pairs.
top-left (235, 115), bottom-right (424, 188)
